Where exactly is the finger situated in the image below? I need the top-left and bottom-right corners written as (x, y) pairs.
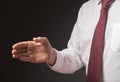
top-left (12, 41), bottom-right (29, 49)
top-left (12, 49), bottom-right (27, 55)
top-left (19, 56), bottom-right (31, 62)
top-left (33, 37), bottom-right (42, 42)
top-left (12, 53), bottom-right (29, 59)
top-left (19, 55), bottom-right (37, 63)
top-left (33, 37), bottom-right (43, 46)
top-left (33, 37), bottom-right (48, 44)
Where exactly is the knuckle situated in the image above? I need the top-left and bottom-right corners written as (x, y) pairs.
top-left (41, 37), bottom-right (48, 44)
top-left (42, 37), bottom-right (47, 40)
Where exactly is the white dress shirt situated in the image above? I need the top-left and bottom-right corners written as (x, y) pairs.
top-left (50, 0), bottom-right (120, 82)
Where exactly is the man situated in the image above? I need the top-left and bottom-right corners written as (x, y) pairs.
top-left (12, 0), bottom-right (120, 82)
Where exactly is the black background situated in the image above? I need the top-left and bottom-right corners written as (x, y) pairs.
top-left (1, 0), bottom-right (88, 82)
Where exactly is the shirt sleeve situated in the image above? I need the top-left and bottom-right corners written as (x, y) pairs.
top-left (48, 3), bottom-right (86, 74)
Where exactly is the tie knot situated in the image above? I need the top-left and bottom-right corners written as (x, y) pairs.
top-left (102, 0), bottom-right (115, 9)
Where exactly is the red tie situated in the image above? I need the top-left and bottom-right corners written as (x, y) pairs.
top-left (87, 0), bottom-right (115, 82)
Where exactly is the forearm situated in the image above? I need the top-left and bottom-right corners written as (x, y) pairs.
top-left (48, 48), bottom-right (84, 74)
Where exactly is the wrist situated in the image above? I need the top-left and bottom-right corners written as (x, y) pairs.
top-left (47, 48), bottom-right (57, 66)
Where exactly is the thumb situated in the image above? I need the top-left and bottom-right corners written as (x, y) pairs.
top-left (33, 37), bottom-right (41, 42)
top-left (33, 37), bottom-right (49, 45)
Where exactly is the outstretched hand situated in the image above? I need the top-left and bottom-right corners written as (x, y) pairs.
top-left (12, 37), bottom-right (56, 65)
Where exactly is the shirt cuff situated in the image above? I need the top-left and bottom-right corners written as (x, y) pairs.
top-left (48, 49), bottom-right (63, 71)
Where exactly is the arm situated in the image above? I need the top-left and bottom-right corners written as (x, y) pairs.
top-left (49, 3), bottom-right (87, 73)
top-left (12, 2), bottom-right (87, 74)
top-left (11, 23), bottom-right (84, 74)
top-left (49, 22), bottom-right (84, 74)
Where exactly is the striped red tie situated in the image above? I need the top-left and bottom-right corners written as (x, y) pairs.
top-left (87, 0), bottom-right (115, 82)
